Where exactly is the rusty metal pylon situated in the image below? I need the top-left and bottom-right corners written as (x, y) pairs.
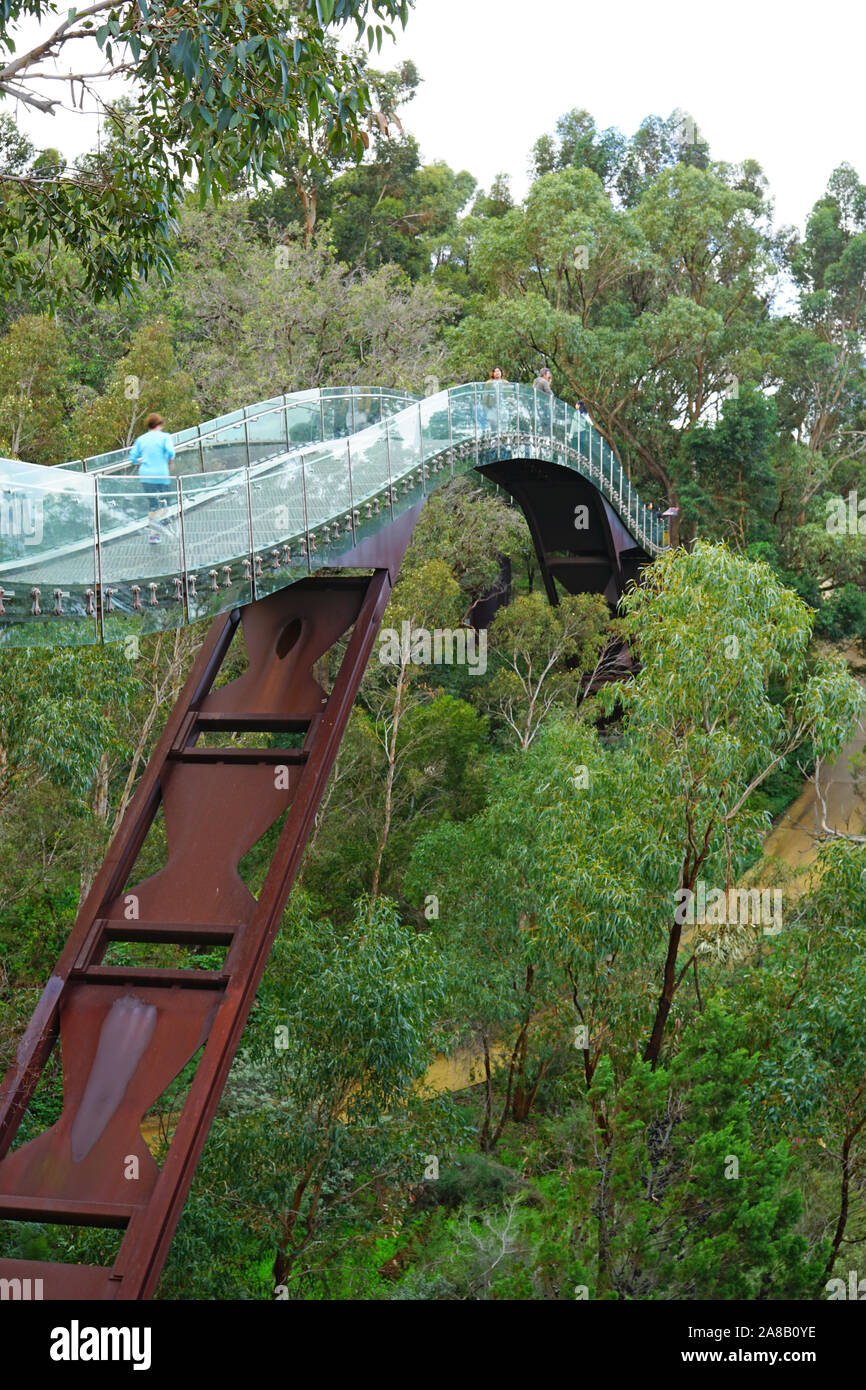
top-left (0, 561), bottom-right (406, 1299)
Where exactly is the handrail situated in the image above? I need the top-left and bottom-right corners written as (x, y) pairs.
top-left (59, 385), bottom-right (420, 477)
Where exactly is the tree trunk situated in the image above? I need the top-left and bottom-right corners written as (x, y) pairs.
top-left (79, 748), bottom-right (111, 906)
top-left (480, 1035), bottom-right (493, 1153)
top-left (643, 915), bottom-right (683, 1069)
top-left (511, 1023), bottom-right (531, 1122)
top-left (298, 183), bottom-right (317, 249)
top-left (371, 656), bottom-right (408, 899)
top-left (510, 963), bottom-right (535, 1122)
top-left (823, 1109), bottom-right (866, 1283)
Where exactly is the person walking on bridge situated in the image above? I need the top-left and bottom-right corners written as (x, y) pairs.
top-left (131, 413), bottom-right (176, 545)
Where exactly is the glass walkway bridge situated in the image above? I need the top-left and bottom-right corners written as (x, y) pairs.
top-left (0, 382), bottom-right (665, 645)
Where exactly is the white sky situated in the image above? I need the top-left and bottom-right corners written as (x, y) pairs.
top-left (5, 0), bottom-right (865, 234)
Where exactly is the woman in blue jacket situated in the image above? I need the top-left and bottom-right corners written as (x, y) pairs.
top-left (130, 413), bottom-right (176, 544)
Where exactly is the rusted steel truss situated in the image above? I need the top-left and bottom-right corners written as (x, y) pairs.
top-left (0, 561), bottom-right (407, 1299)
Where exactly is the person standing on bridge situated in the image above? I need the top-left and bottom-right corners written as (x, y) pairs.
top-left (131, 413), bottom-right (176, 545)
top-left (533, 366), bottom-right (553, 394)
top-left (479, 366), bottom-right (506, 432)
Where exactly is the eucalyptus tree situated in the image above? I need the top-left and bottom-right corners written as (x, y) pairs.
top-left (159, 204), bottom-right (453, 414)
top-left (483, 589), bottom-right (610, 751)
top-left (398, 477), bottom-right (530, 614)
top-left (0, 0), bottom-right (413, 298)
top-left (449, 160), bottom-right (774, 539)
top-left (406, 717), bottom-right (651, 1148)
top-left (362, 559), bottom-right (464, 899)
top-left (0, 313), bottom-right (72, 461)
top-left (773, 165), bottom-right (866, 471)
top-left (745, 840), bottom-right (866, 1288)
top-left (600, 541), bottom-right (864, 1068)
top-left (71, 317), bottom-right (198, 455)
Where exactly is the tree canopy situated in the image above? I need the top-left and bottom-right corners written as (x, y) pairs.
top-left (0, 0), bottom-right (413, 297)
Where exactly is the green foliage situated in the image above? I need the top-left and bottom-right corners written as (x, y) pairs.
top-left (0, 643), bottom-right (135, 801)
top-left (0, 314), bottom-right (72, 461)
top-left (0, 0), bottom-right (414, 299)
top-left (743, 842), bottom-right (866, 1281)
top-left (682, 387), bottom-right (779, 545)
top-left (401, 476), bottom-right (529, 608)
top-left (448, 157), bottom-right (770, 532)
top-left (415, 1153), bottom-right (526, 1211)
top-left (389, 1007), bottom-right (821, 1301)
top-left (158, 206), bottom-right (454, 414)
top-left (485, 589), bottom-right (609, 749)
top-left (71, 317), bottom-right (199, 456)
top-left (579, 1005), bottom-right (824, 1299)
top-left (4, 93), bottom-right (866, 1304)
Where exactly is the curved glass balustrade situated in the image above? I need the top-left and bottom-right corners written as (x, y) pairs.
top-left (55, 386), bottom-right (419, 478)
top-left (0, 383), bottom-right (667, 647)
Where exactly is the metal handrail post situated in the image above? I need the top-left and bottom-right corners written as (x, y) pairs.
top-left (244, 469), bottom-right (257, 600)
top-left (177, 477), bottom-right (190, 623)
top-left (347, 437), bottom-right (355, 538)
top-left (93, 476), bottom-right (104, 642)
top-left (300, 452), bottom-right (310, 574)
top-left (385, 419), bottom-right (394, 520)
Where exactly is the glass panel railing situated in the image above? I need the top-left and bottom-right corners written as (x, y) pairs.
top-left (250, 453), bottom-right (307, 599)
top-left (347, 420), bottom-right (391, 508)
top-left (179, 469), bottom-right (253, 620)
top-left (517, 384), bottom-right (535, 437)
top-left (173, 433), bottom-right (206, 478)
top-left (321, 396), bottom-right (353, 441)
top-left (446, 384), bottom-right (476, 445)
top-left (420, 392), bottom-right (451, 465)
top-left (360, 390), bottom-right (383, 428)
top-left (552, 397), bottom-right (566, 454)
top-left (497, 383), bottom-right (516, 437)
top-left (2, 383), bottom-right (667, 646)
top-left (0, 462), bottom-right (98, 645)
top-left (96, 474), bottom-right (185, 638)
top-left (247, 409), bottom-right (286, 467)
top-left (200, 418), bottom-right (246, 475)
top-left (57, 389), bottom-right (420, 478)
top-left (386, 407), bottom-right (423, 521)
top-left (248, 396), bottom-right (283, 418)
top-left (303, 440), bottom-right (352, 535)
top-left (286, 400), bottom-right (321, 448)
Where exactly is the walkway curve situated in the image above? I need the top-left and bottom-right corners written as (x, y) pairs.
top-left (0, 382), bottom-right (665, 646)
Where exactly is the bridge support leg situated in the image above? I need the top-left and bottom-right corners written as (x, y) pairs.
top-left (0, 563), bottom-right (406, 1300)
